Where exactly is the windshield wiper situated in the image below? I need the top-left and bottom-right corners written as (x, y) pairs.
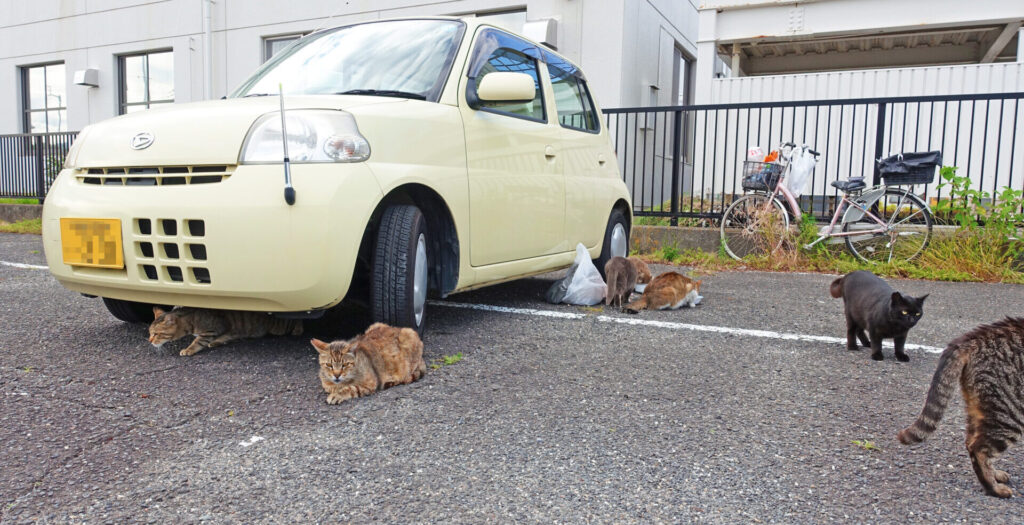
top-left (336, 89), bottom-right (426, 100)
top-left (242, 93), bottom-right (274, 97)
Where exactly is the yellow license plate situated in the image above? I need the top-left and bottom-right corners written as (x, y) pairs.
top-left (60, 218), bottom-right (124, 269)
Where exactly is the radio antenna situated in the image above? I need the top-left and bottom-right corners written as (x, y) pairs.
top-left (278, 83), bottom-right (296, 205)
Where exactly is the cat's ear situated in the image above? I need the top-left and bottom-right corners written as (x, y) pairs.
top-left (917, 293), bottom-right (929, 304)
top-left (310, 338), bottom-right (330, 353)
top-left (891, 292), bottom-right (904, 306)
top-left (152, 306), bottom-right (166, 318)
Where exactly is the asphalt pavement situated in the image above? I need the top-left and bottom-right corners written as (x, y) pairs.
top-left (2, 232), bottom-right (1023, 523)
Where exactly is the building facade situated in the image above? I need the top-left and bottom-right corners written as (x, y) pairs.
top-left (0, 0), bottom-right (700, 134)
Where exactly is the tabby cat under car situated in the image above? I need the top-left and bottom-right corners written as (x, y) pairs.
top-left (898, 317), bottom-right (1024, 498)
top-left (148, 307), bottom-right (303, 356)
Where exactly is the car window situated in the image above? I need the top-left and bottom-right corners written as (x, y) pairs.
top-left (467, 28), bottom-right (545, 122)
top-left (477, 48), bottom-right (544, 120)
top-left (547, 63), bottom-right (599, 132)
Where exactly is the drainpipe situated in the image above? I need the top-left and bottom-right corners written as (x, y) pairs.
top-left (203, 0), bottom-right (213, 99)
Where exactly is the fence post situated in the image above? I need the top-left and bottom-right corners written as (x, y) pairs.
top-left (33, 135), bottom-right (46, 204)
top-left (669, 109), bottom-right (683, 226)
top-left (872, 102), bottom-right (887, 186)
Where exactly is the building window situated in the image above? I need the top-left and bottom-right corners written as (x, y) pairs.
top-left (21, 63), bottom-right (66, 133)
top-left (474, 9), bottom-right (527, 33)
top-left (119, 50), bottom-right (174, 114)
top-left (263, 34), bottom-right (305, 63)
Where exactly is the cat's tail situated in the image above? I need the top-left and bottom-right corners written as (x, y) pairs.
top-left (623, 296), bottom-right (647, 314)
top-left (829, 276), bottom-right (844, 298)
top-left (897, 343), bottom-right (968, 445)
top-left (605, 268), bottom-right (618, 306)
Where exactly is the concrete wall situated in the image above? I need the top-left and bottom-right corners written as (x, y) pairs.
top-left (0, 0), bottom-right (702, 133)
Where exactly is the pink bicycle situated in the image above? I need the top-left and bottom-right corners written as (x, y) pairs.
top-left (720, 142), bottom-right (935, 264)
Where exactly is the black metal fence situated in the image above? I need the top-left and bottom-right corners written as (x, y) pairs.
top-left (605, 92), bottom-right (1024, 224)
top-left (0, 132), bottom-right (78, 202)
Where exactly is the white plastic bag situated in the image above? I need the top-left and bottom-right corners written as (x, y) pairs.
top-left (561, 243), bottom-right (607, 305)
top-left (786, 146), bottom-right (817, 199)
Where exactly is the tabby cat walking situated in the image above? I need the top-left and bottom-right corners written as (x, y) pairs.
top-left (898, 317), bottom-right (1024, 498)
top-left (312, 323), bottom-right (426, 405)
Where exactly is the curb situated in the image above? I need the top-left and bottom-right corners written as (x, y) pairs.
top-left (0, 203), bottom-right (42, 223)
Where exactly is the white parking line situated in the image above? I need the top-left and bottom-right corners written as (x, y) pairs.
top-left (0, 260), bottom-right (48, 270)
top-left (430, 300), bottom-right (946, 354)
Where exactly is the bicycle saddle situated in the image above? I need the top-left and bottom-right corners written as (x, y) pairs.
top-left (831, 177), bottom-right (866, 192)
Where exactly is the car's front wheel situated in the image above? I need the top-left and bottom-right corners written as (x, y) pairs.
top-left (595, 208), bottom-right (630, 278)
top-left (371, 204), bottom-right (429, 335)
top-left (102, 297), bottom-right (169, 324)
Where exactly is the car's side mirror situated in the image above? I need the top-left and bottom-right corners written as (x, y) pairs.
top-left (475, 72), bottom-right (536, 103)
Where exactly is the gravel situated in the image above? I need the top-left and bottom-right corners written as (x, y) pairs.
top-left (2, 232), bottom-right (1023, 523)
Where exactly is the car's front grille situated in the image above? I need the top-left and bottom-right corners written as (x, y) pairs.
top-left (77, 165), bottom-right (234, 186)
top-left (132, 218), bottom-right (212, 285)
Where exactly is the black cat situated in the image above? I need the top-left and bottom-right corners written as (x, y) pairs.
top-left (829, 270), bottom-right (927, 362)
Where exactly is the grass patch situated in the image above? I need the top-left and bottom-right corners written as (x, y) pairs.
top-left (0, 198), bottom-right (40, 205)
top-left (0, 218), bottom-right (42, 235)
top-left (852, 439), bottom-right (880, 452)
top-left (430, 352), bottom-right (464, 370)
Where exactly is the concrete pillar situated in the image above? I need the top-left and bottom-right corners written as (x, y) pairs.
top-left (731, 42), bottom-right (744, 77)
top-left (1019, 27), bottom-right (1024, 62)
top-left (694, 9), bottom-right (717, 104)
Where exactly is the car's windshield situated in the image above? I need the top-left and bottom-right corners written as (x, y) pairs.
top-left (231, 19), bottom-right (464, 101)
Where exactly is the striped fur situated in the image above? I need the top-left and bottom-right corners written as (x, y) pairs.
top-left (148, 307), bottom-right (303, 356)
top-left (605, 257), bottom-right (638, 308)
top-left (312, 323), bottom-right (426, 405)
top-left (898, 317), bottom-right (1024, 498)
top-left (623, 272), bottom-right (701, 314)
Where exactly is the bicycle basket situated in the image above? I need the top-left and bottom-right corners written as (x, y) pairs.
top-left (877, 151), bottom-right (942, 185)
top-left (742, 161), bottom-right (783, 192)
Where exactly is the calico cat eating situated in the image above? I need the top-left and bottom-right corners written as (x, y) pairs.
top-left (898, 317), bottom-right (1024, 498)
top-left (830, 271), bottom-right (926, 362)
top-left (623, 272), bottom-right (702, 313)
top-left (312, 322), bottom-right (426, 405)
top-left (148, 307), bottom-right (303, 356)
top-left (604, 256), bottom-right (638, 308)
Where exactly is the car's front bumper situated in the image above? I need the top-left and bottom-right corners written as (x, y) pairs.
top-left (42, 163), bottom-right (382, 312)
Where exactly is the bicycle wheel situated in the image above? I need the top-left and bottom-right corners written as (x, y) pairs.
top-left (843, 188), bottom-right (932, 264)
top-left (720, 193), bottom-right (790, 261)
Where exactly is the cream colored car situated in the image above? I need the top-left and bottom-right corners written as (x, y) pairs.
top-left (43, 17), bottom-right (631, 333)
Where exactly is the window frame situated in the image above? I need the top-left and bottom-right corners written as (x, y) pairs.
top-left (546, 61), bottom-right (601, 134)
top-left (466, 27), bottom-right (547, 124)
top-left (20, 62), bottom-right (67, 134)
top-left (118, 49), bottom-right (175, 115)
top-left (262, 33), bottom-right (306, 63)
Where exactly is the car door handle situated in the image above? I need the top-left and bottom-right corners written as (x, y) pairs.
top-left (597, 154), bottom-right (607, 166)
top-left (544, 146), bottom-right (557, 159)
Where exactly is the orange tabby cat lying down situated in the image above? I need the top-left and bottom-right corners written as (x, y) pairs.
top-left (312, 323), bottom-right (426, 405)
top-left (623, 272), bottom-right (702, 313)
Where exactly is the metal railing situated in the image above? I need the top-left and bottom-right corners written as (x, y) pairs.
top-left (605, 92), bottom-right (1024, 224)
top-left (0, 132), bottom-right (78, 202)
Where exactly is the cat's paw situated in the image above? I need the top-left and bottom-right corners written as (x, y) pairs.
top-left (870, 352), bottom-right (884, 361)
top-left (895, 353), bottom-right (910, 362)
top-left (179, 347), bottom-right (200, 356)
top-left (847, 345), bottom-right (861, 351)
top-left (995, 470), bottom-right (1011, 483)
top-left (990, 483), bottom-right (1014, 498)
top-left (326, 393), bottom-right (349, 405)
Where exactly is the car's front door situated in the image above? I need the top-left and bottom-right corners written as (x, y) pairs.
top-left (459, 28), bottom-right (566, 267)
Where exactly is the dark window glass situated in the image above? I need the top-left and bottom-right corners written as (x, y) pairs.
top-left (119, 50), bottom-right (174, 114)
top-left (21, 63), bottom-right (67, 132)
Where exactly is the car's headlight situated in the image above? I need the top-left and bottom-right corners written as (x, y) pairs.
top-left (239, 110), bottom-right (370, 164)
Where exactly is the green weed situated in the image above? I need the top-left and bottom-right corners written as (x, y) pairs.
top-left (0, 218), bottom-right (42, 235)
top-left (431, 352), bottom-right (464, 370)
top-left (0, 198), bottom-right (40, 205)
top-left (852, 439), bottom-right (880, 452)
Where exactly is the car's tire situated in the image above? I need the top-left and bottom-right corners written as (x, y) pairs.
top-left (594, 208), bottom-right (630, 279)
top-left (371, 204), bottom-right (429, 335)
top-left (102, 297), bottom-right (168, 324)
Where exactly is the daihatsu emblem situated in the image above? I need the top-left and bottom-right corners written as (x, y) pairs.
top-left (130, 132), bottom-right (155, 150)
